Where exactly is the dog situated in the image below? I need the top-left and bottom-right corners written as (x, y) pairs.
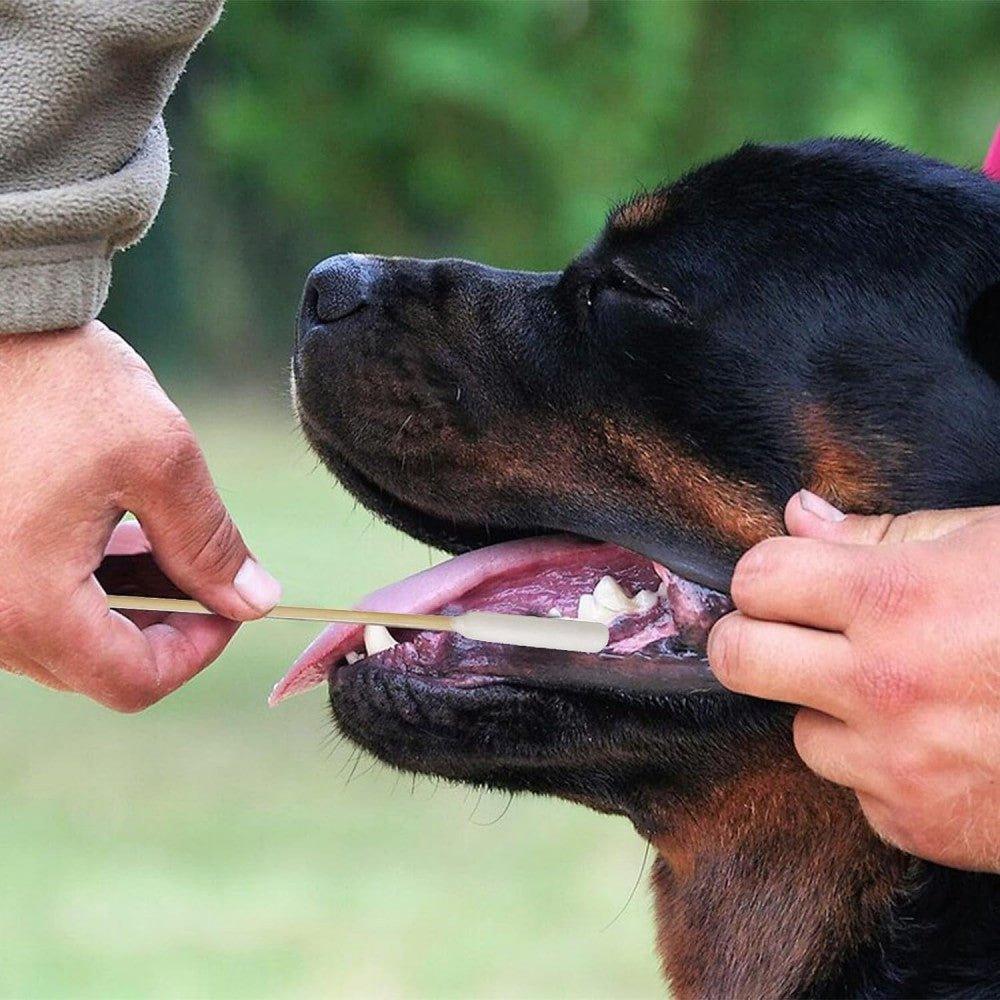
top-left (281, 139), bottom-right (1000, 998)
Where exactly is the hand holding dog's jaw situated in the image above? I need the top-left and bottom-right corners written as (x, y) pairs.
top-left (0, 321), bottom-right (281, 711)
top-left (709, 489), bottom-right (1000, 872)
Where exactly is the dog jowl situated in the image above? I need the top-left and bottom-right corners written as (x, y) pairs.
top-left (283, 139), bottom-right (1000, 999)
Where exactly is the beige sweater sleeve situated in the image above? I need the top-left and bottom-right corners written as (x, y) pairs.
top-left (0, 0), bottom-right (223, 333)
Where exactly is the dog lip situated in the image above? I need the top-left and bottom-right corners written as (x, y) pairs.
top-left (582, 530), bottom-right (736, 594)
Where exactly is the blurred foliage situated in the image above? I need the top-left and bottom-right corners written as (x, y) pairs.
top-left (102, 0), bottom-right (1000, 384)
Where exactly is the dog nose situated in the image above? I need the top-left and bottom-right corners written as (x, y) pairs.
top-left (298, 253), bottom-right (380, 342)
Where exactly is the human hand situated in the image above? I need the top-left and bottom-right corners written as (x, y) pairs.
top-left (0, 321), bottom-right (281, 710)
top-left (708, 489), bottom-right (1000, 871)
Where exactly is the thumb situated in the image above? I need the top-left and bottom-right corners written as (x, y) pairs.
top-left (122, 430), bottom-right (281, 621)
top-left (785, 489), bottom-right (1000, 546)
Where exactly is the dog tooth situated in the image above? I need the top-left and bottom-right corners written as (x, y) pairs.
top-left (633, 589), bottom-right (658, 613)
top-left (363, 624), bottom-right (397, 655)
top-left (593, 575), bottom-right (632, 612)
top-left (345, 651), bottom-right (363, 664)
top-left (577, 593), bottom-right (617, 625)
top-left (547, 607), bottom-right (562, 617)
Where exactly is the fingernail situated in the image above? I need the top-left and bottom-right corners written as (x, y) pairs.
top-left (798, 489), bottom-right (846, 522)
top-left (233, 558), bottom-right (282, 613)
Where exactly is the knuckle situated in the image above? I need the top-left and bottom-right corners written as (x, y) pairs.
top-left (881, 511), bottom-right (929, 545)
top-left (149, 414), bottom-right (203, 481)
top-left (62, 640), bottom-right (164, 713)
top-left (183, 507), bottom-right (244, 580)
top-left (120, 411), bottom-right (202, 491)
top-left (94, 663), bottom-right (164, 713)
top-left (882, 740), bottom-right (935, 795)
top-left (847, 556), bottom-right (923, 625)
top-left (852, 648), bottom-right (922, 714)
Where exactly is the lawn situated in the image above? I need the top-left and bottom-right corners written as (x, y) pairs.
top-left (0, 394), bottom-right (662, 999)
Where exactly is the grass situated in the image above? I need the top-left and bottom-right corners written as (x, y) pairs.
top-left (0, 394), bottom-right (662, 999)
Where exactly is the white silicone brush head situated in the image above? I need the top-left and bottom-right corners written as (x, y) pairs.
top-left (455, 611), bottom-right (609, 653)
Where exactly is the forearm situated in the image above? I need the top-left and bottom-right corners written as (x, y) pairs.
top-left (0, 0), bottom-right (223, 333)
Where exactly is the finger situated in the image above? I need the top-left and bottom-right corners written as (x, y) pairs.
top-left (39, 576), bottom-right (239, 711)
top-left (708, 611), bottom-right (855, 716)
top-left (730, 534), bottom-right (910, 632)
top-left (0, 654), bottom-right (71, 693)
top-left (120, 419), bottom-right (280, 621)
top-left (139, 611), bottom-right (241, 692)
top-left (785, 490), bottom-right (1000, 546)
top-left (855, 791), bottom-right (917, 856)
top-left (792, 708), bottom-right (878, 793)
top-left (104, 519), bottom-right (151, 557)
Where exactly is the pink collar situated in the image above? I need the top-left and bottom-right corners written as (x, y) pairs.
top-left (984, 124), bottom-right (1000, 181)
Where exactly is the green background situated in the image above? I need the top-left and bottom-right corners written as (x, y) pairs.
top-left (4, 1), bottom-right (999, 996)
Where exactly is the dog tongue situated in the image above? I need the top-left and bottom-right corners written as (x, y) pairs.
top-left (268, 535), bottom-right (603, 706)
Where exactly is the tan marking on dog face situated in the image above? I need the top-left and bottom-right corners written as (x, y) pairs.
top-left (611, 190), bottom-right (671, 231)
top-left (801, 404), bottom-right (886, 512)
top-left (800, 404), bottom-right (903, 514)
top-left (650, 753), bottom-right (908, 999)
top-left (598, 418), bottom-right (782, 549)
top-left (373, 413), bottom-right (783, 556)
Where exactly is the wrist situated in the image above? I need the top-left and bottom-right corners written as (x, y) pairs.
top-left (0, 243), bottom-right (109, 335)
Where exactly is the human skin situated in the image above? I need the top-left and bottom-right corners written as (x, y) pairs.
top-left (708, 489), bottom-right (1000, 872)
top-left (0, 321), bottom-right (281, 711)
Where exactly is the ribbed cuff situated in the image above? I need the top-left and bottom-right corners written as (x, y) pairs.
top-left (0, 240), bottom-right (110, 333)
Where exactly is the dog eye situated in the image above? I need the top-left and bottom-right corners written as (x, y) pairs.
top-left (605, 268), bottom-right (685, 318)
top-left (608, 271), bottom-right (656, 299)
top-left (573, 269), bottom-right (681, 327)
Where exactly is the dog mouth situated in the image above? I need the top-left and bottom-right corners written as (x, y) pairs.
top-left (269, 534), bottom-right (732, 705)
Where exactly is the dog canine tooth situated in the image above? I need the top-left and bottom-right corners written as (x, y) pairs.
top-left (547, 607), bottom-right (562, 617)
top-left (345, 651), bottom-right (363, 664)
top-left (593, 575), bottom-right (632, 612)
top-left (363, 624), bottom-right (398, 655)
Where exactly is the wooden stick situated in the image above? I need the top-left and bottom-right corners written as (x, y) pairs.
top-left (105, 596), bottom-right (609, 653)
top-left (107, 595), bottom-right (448, 630)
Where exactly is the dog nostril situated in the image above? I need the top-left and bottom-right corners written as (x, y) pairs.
top-left (305, 254), bottom-right (379, 327)
top-left (315, 294), bottom-right (367, 325)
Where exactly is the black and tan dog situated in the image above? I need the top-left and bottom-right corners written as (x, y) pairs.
top-left (281, 140), bottom-right (1000, 998)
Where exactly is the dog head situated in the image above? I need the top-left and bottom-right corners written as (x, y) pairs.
top-left (279, 139), bottom-right (1000, 835)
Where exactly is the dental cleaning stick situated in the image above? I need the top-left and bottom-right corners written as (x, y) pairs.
top-left (105, 596), bottom-right (609, 654)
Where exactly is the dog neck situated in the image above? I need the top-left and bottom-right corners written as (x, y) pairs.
top-left (646, 751), bottom-right (911, 999)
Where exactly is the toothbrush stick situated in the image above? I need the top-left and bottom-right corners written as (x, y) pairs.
top-left (105, 596), bottom-right (609, 654)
